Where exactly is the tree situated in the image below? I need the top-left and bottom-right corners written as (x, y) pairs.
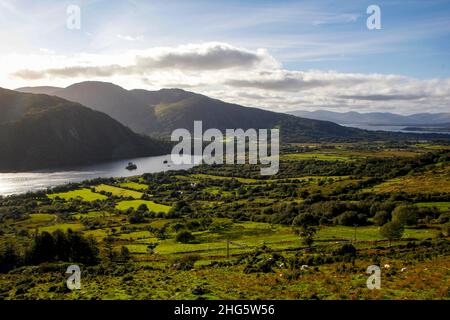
top-left (147, 242), bottom-right (159, 255)
top-left (373, 210), bottom-right (390, 226)
top-left (104, 236), bottom-right (115, 262)
top-left (335, 211), bottom-right (368, 226)
top-left (26, 229), bottom-right (99, 265)
top-left (137, 203), bottom-right (149, 211)
top-left (292, 213), bottom-right (318, 227)
top-left (175, 230), bottom-right (195, 244)
top-left (392, 205), bottom-right (418, 226)
top-left (380, 221), bottom-right (404, 246)
top-left (119, 246), bottom-right (131, 262)
top-left (26, 231), bottom-right (55, 264)
top-left (128, 211), bottom-right (146, 224)
top-left (53, 229), bottom-right (69, 261)
top-left (295, 225), bottom-right (317, 248)
top-left (0, 242), bottom-right (21, 273)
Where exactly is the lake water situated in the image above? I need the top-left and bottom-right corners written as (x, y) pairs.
top-left (342, 123), bottom-right (450, 135)
top-left (0, 154), bottom-right (198, 197)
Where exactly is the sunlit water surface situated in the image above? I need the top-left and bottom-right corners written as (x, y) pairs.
top-left (0, 154), bottom-right (198, 196)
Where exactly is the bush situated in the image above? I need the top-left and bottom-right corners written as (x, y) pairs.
top-left (442, 223), bottom-right (450, 237)
top-left (334, 243), bottom-right (357, 257)
top-left (25, 229), bottom-right (99, 265)
top-left (334, 211), bottom-right (368, 226)
top-left (0, 243), bottom-right (22, 273)
top-left (392, 205), bottom-right (418, 226)
top-left (175, 230), bottom-right (195, 243)
top-left (172, 254), bottom-right (200, 270)
top-left (380, 221), bottom-right (404, 245)
top-left (373, 210), bottom-right (390, 226)
top-left (128, 212), bottom-right (146, 224)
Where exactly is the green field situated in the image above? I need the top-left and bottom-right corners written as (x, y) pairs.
top-left (38, 223), bottom-right (84, 233)
top-left (282, 152), bottom-right (351, 161)
top-left (95, 184), bottom-right (143, 199)
top-left (1, 142), bottom-right (449, 300)
top-left (416, 202), bottom-right (450, 211)
top-left (190, 174), bottom-right (258, 183)
top-left (47, 188), bottom-right (107, 201)
top-left (119, 182), bottom-right (149, 191)
top-left (116, 200), bottom-right (171, 213)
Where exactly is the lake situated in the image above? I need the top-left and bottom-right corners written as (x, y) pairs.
top-left (0, 154), bottom-right (198, 197)
top-left (342, 123), bottom-right (450, 135)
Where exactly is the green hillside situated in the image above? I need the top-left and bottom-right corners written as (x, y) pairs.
top-left (0, 88), bottom-right (170, 171)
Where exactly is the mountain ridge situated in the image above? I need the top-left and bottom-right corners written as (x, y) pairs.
top-left (288, 110), bottom-right (450, 126)
top-left (0, 88), bottom-right (170, 171)
top-left (16, 81), bottom-right (450, 143)
top-left (17, 81), bottom-right (378, 141)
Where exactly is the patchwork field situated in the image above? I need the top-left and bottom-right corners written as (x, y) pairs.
top-left (95, 184), bottom-right (143, 199)
top-left (366, 163), bottom-right (450, 194)
top-left (116, 200), bottom-right (172, 213)
top-left (47, 188), bottom-right (108, 201)
top-left (1, 142), bottom-right (449, 300)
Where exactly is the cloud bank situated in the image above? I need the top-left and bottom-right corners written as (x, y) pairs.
top-left (6, 42), bottom-right (450, 114)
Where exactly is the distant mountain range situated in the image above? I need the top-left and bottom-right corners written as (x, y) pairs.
top-left (18, 81), bottom-right (391, 142)
top-left (0, 88), bottom-right (169, 171)
top-left (287, 110), bottom-right (450, 126)
top-left (9, 81), bottom-right (449, 171)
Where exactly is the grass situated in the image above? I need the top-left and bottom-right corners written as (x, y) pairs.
top-left (190, 174), bottom-right (258, 183)
top-left (94, 184), bottom-right (143, 199)
top-left (116, 200), bottom-right (171, 213)
top-left (119, 182), bottom-right (149, 191)
top-left (72, 211), bottom-right (114, 219)
top-left (47, 188), bottom-right (107, 202)
top-left (368, 175), bottom-right (450, 194)
top-left (29, 214), bottom-right (56, 223)
top-left (282, 153), bottom-right (351, 161)
top-left (366, 163), bottom-right (450, 194)
top-left (38, 223), bottom-right (84, 233)
top-left (317, 225), bottom-right (438, 241)
top-left (204, 187), bottom-right (234, 197)
top-left (416, 202), bottom-right (450, 211)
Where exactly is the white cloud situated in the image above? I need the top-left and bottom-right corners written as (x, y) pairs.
top-left (3, 42), bottom-right (450, 115)
top-left (116, 34), bottom-right (144, 41)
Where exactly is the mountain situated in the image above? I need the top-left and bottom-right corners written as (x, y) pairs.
top-left (288, 110), bottom-right (450, 126)
top-left (130, 88), bottom-right (197, 106)
top-left (16, 81), bottom-right (448, 142)
top-left (19, 82), bottom-right (157, 135)
top-left (16, 86), bottom-right (62, 96)
top-left (19, 82), bottom-right (374, 141)
top-left (0, 88), bottom-right (169, 171)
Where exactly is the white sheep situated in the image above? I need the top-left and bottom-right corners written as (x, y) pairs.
top-left (401, 267), bottom-right (407, 272)
top-left (383, 264), bottom-right (390, 269)
top-left (301, 265), bottom-right (309, 270)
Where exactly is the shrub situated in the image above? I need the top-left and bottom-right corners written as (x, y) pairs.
top-left (0, 243), bottom-right (22, 273)
top-left (128, 211), bottom-right (146, 224)
top-left (334, 243), bottom-right (357, 257)
top-left (172, 254), bottom-right (200, 270)
top-left (175, 230), bottom-right (195, 243)
top-left (25, 229), bottom-right (100, 265)
top-left (392, 205), bottom-right (418, 226)
top-left (373, 210), bottom-right (390, 226)
top-left (380, 221), bottom-right (404, 246)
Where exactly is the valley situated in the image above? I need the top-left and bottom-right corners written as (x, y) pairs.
top-left (1, 141), bottom-right (449, 299)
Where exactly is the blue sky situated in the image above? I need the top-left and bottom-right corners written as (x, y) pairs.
top-left (1, 0), bottom-right (449, 113)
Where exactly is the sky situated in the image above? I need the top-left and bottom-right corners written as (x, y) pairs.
top-left (0, 0), bottom-right (449, 114)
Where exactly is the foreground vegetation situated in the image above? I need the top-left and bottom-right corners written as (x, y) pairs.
top-left (0, 141), bottom-right (449, 300)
